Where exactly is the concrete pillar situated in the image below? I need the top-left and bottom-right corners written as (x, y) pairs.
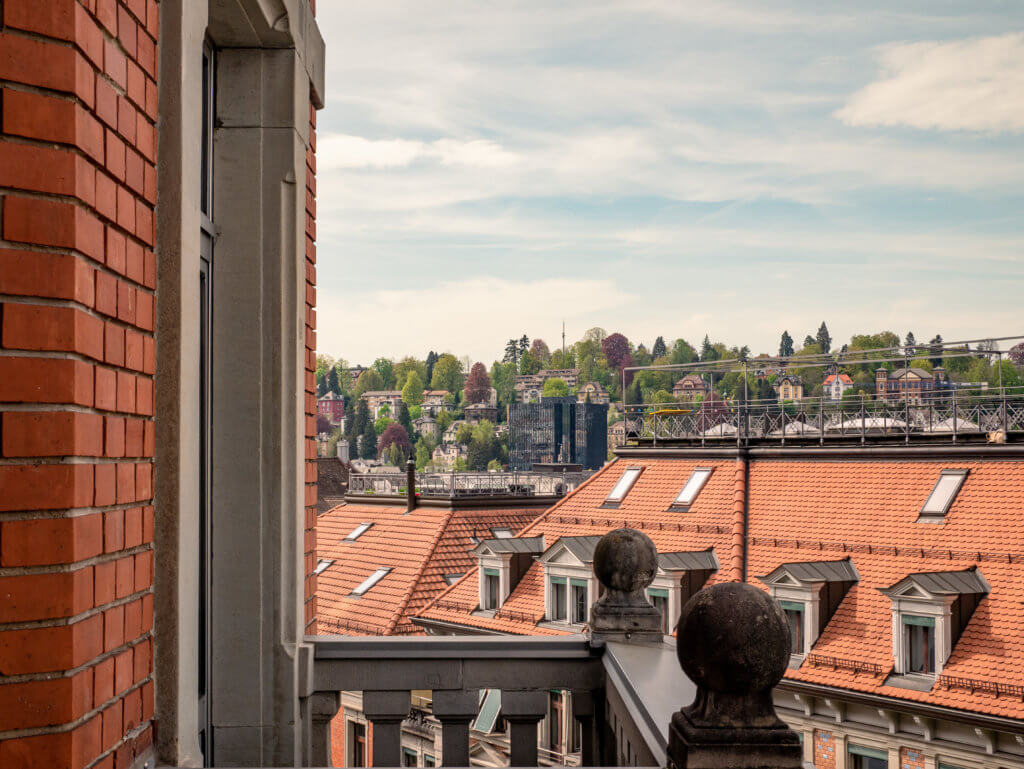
top-left (309, 691), bottom-right (342, 767)
top-left (432, 689), bottom-right (479, 767)
top-left (502, 690), bottom-right (549, 766)
top-left (363, 690), bottom-right (412, 767)
top-left (571, 689), bottom-right (601, 767)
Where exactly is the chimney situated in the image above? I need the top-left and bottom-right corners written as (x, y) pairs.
top-left (406, 458), bottom-right (417, 512)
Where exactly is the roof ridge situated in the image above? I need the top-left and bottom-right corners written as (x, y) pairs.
top-left (383, 507), bottom-right (456, 635)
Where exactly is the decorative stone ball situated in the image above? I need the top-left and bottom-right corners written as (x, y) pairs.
top-left (592, 528), bottom-right (658, 594)
top-left (676, 583), bottom-right (789, 694)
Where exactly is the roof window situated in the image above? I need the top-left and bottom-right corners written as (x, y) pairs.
top-left (491, 527), bottom-right (514, 539)
top-left (313, 559), bottom-right (334, 575)
top-left (351, 567), bottom-right (391, 596)
top-left (919, 469), bottom-right (968, 521)
top-left (444, 573), bottom-right (464, 585)
top-left (670, 468), bottom-right (713, 511)
top-left (344, 522), bottom-right (373, 541)
top-left (602, 467), bottom-right (642, 507)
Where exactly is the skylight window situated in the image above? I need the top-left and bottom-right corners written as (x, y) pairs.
top-left (671, 468), bottom-right (713, 510)
top-left (313, 559), bottom-right (334, 575)
top-left (351, 567), bottom-right (391, 596)
top-left (603, 467), bottom-right (642, 506)
top-left (444, 573), bottom-right (465, 585)
top-left (491, 528), bottom-right (514, 539)
top-left (919, 470), bottom-right (969, 520)
top-left (344, 522), bottom-right (373, 541)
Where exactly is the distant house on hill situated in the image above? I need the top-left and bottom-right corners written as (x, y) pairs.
top-left (317, 391), bottom-right (345, 424)
top-left (412, 415), bottom-right (439, 440)
top-left (773, 374), bottom-right (804, 402)
top-left (577, 381), bottom-right (610, 404)
top-left (360, 390), bottom-right (402, 417)
top-left (514, 369), bottom-right (580, 402)
top-left (823, 372), bottom-right (854, 401)
top-left (421, 389), bottom-right (451, 417)
top-left (876, 366), bottom-right (946, 404)
top-left (672, 374), bottom-right (709, 401)
top-left (465, 402), bottom-right (498, 423)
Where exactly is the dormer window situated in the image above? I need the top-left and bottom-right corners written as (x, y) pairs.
top-left (918, 469), bottom-right (968, 522)
top-left (602, 467), bottom-right (642, 508)
top-left (482, 569), bottom-right (500, 610)
top-left (344, 522), bottom-right (373, 541)
top-left (669, 468), bottom-right (713, 511)
top-left (757, 559), bottom-right (858, 663)
top-left (647, 588), bottom-right (670, 633)
top-left (472, 536), bottom-right (545, 614)
top-left (351, 567), bottom-right (391, 596)
top-left (880, 567), bottom-right (988, 680)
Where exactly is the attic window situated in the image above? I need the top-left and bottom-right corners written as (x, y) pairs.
top-left (444, 573), bottom-right (464, 585)
top-left (602, 467), bottom-right (642, 508)
top-left (491, 528), bottom-right (514, 539)
top-left (344, 522), bottom-right (373, 541)
top-left (919, 470), bottom-right (968, 521)
top-left (351, 567), bottom-right (391, 596)
top-left (314, 559), bottom-right (334, 576)
top-left (670, 468), bottom-right (713, 511)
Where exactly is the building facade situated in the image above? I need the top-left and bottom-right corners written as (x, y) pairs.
top-left (508, 398), bottom-right (608, 471)
top-left (514, 369), bottom-right (581, 403)
top-left (824, 372), bottom-right (854, 401)
top-left (0, 1), bottom-right (325, 766)
top-left (672, 374), bottom-right (710, 401)
top-left (319, 392), bottom-right (346, 425)
top-left (576, 381), bottom-right (611, 404)
top-left (775, 374), bottom-right (805, 401)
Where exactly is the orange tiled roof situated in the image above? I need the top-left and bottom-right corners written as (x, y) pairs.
top-left (416, 454), bottom-right (1024, 721)
top-left (316, 502), bottom-right (541, 636)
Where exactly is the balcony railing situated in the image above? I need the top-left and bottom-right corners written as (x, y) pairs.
top-left (302, 528), bottom-right (804, 769)
top-left (620, 388), bottom-right (1024, 447)
top-left (347, 470), bottom-right (591, 499)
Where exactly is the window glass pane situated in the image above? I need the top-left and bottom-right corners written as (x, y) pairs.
top-left (905, 622), bottom-right (935, 673)
top-left (607, 468), bottom-right (641, 501)
top-left (571, 582), bottom-right (588, 624)
top-left (548, 692), bottom-right (562, 750)
top-left (345, 523), bottom-right (373, 541)
top-left (784, 607), bottom-right (804, 654)
top-left (492, 527), bottom-right (514, 538)
top-left (849, 744), bottom-right (888, 768)
top-left (675, 469), bottom-right (712, 505)
top-left (552, 579), bottom-right (567, 621)
top-left (922, 472), bottom-right (967, 514)
top-left (485, 574), bottom-right (500, 610)
top-left (352, 568), bottom-right (391, 596)
top-left (423, 756), bottom-right (435, 767)
top-left (648, 589), bottom-right (669, 634)
top-left (313, 559), bottom-right (333, 575)
top-left (402, 748), bottom-right (418, 767)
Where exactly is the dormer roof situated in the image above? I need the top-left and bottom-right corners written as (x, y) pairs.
top-left (472, 535), bottom-right (545, 557)
top-left (879, 567), bottom-right (989, 600)
top-left (757, 558), bottom-right (859, 586)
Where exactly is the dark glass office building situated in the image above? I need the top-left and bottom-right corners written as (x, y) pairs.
top-left (508, 397), bottom-right (608, 471)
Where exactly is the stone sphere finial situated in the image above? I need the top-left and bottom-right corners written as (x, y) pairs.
top-left (668, 583), bottom-right (801, 769)
top-left (676, 582), bottom-right (789, 698)
top-left (593, 528), bottom-right (658, 596)
top-left (589, 528), bottom-right (663, 640)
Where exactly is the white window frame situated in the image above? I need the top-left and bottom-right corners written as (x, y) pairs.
top-left (544, 564), bottom-right (598, 626)
top-left (889, 594), bottom-right (952, 676)
top-left (344, 522), bottom-right (373, 541)
top-left (766, 581), bottom-right (820, 662)
top-left (477, 554), bottom-right (511, 612)
top-left (670, 468), bottom-right (713, 511)
top-left (603, 467), bottom-right (642, 507)
top-left (351, 567), bottom-right (391, 597)
top-left (313, 559), bottom-right (334, 576)
top-left (919, 469), bottom-right (969, 521)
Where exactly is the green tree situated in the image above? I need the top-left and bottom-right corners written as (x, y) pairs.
top-left (347, 399), bottom-right (370, 444)
top-left (374, 416), bottom-right (393, 436)
top-left (326, 366), bottom-right (341, 395)
top-left (651, 389), bottom-right (673, 404)
top-left (487, 458), bottom-right (503, 471)
top-left (425, 351), bottom-right (439, 383)
top-left (530, 339), bottom-right (550, 366)
top-left (652, 336), bottom-right (667, 359)
top-left (670, 339), bottom-right (697, 365)
top-left (315, 354), bottom-right (335, 382)
top-left (490, 362), bottom-right (516, 414)
top-left (372, 357), bottom-right (395, 389)
top-left (393, 356), bottom-right (427, 391)
top-left (455, 423), bottom-right (474, 446)
top-left (549, 347), bottom-right (575, 369)
top-left (803, 335), bottom-right (816, 349)
top-left (415, 438), bottom-right (433, 470)
top-left (633, 344), bottom-right (652, 368)
top-left (436, 410), bottom-right (454, 433)
top-left (467, 420), bottom-right (499, 470)
top-left (928, 335), bottom-right (944, 367)
top-left (904, 332), bottom-right (917, 356)
top-left (396, 401), bottom-right (414, 443)
top-left (353, 368), bottom-right (385, 397)
top-left (779, 331), bottom-right (794, 358)
top-left (909, 358), bottom-right (933, 373)
top-left (542, 378), bottom-right (569, 397)
top-left (430, 354), bottom-right (463, 394)
top-left (700, 335), bottom-right (719, 362)
top-left (519, 350), bottom-right (542, 375)
top-left (359, 416), bottom-right (377, 459)
top-left (402, 370), bottom-right (425, 407)
top-left (816, 322), bottom-right (832, 354)
top-left (502, 339), bottom-right (520, 366)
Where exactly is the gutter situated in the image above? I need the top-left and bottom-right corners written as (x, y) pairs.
top-left (616, 444), bottom-right (1024, 460)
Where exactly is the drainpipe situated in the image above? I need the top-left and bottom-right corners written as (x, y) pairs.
top-left (730, 448), bottom-right (750, 582)
top-left (406, 458), bottom-right (417, 512)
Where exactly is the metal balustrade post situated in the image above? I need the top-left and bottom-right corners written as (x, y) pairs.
top-left (363, 690), bottom-right (411, 767)
top-left (432, 689), bottom-right (479, 767)
top-left (503, 690), bottom-right (549, 766)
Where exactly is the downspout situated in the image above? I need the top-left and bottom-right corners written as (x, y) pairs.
top-left (730, 449), bottom-right (750, 582)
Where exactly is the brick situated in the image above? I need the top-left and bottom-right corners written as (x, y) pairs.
top-left (114, 647), bottom-right (132, 694)
top-left (3, 0), bottom-right (103, 69)
top-left (116, 95), bottom-right (136, 143)
top-left (136, 289), bottom-right (153, 331)
top-left (125, 418), bottom-right (144, 456)
top-left (95, 365), bottom-right (117, 411)
top-left (95, 169), bottom-right (118, 221)
top-left (104, 416), bottom-right (126, 457)
top-left (106, 227), bottom-right (127, 274)
top-left (116, 371), bottom-right (136, 413)
top-left (0, 714), bottom-right (101, 769)
top-left (94, 560), bottom-right (116, 609)
top-left (142, 506), bottom-right (153, 542)
top-left (94, 464), bottom-right (116, 507)
top-left (96, 77), bottom-right (119, 130)
top-left (103, 322), bottom-right (125, 367)
top-left (2, 196), bottom-right (104, 262)
top-left (0, 141), bottom-right (92, 203)
top-left (0, 613), bottom-right (102, 675)
top-left (126, 59), bottom-right (146, 109)
top-left (144, 76), bottom-right (158, 120)
top-left (135, 199), bottom-right (153, 243)
top-left (0, 514), bottom-right (103, 566)
top-left (0, 669), bottom-right (92, 729)
top-left (136, 112), bottom-right (155, 162)
top-left (0, 32), bottom-right (93, 106)
top-left (114, 556), bottom-right (134, 600)
top-left (117, 184), bottom-right (136, 231)
top-left (140, 594), bottom-right (153, 633)
top-left (96, 270), bottom-right (118, 317)
top-left (101, 699), bottom-right (123, 751)
top-left (97, 0), bottom-right (116, 34)
top-left (0, 462), bottom-right (94, 512)
top-left (94, 655), bottom-right (115, 706)
top-left (124, 598), bottom-right (142, 641)
top-left (133, 550), bottom-right (152, 592)
top-left (137, 26), bottom-right (156, 78)
top-left (124, 684), bottom-right (142, 730)
top-left (135, 462), bottom-right (151, 501)
top-left (143, 160), bottom-right (157, 203)
top-left (124, 507), bottom-right (142, 547)
top-left (117, 6), bottom-right (137, 59)
top-left (143, 249), bottom-right (156, 289)
top-left (103, 509), bottom-right (125, 552)
top-left (1, 304), bottom-right (103, 361)
top-left (125, 240), bottom-right (144, 284)
top-left (1, 410), bottom-right (104, 458)
top-left (0, 249), bottom-right (94, 306)
top-left (142, 336), bottom-right (155, 375)
top-left (103, 39), bottom-right (127, 89)
top-left (124, 147), bottom-right (144, 195)
top-left (115, 462), bottom-right (135, 505)
top-left (146, 0), bottom-right (158, 37)
top-left (2, 88), bottom-right (103, 162)
top-left (136, 376), bottom-right (153, 416)
top-left (0, 566), bottom-right (93, 622)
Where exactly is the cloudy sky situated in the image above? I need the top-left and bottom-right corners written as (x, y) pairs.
top-left (313, 1), bottom-right (1024, 365)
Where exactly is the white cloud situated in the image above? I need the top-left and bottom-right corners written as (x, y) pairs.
top-left (318, 134), bottom-right (519, 170)
top-left (317, 277), bottom-right (633, 362)
top-left (836, 33), bottom-right (1024, 133)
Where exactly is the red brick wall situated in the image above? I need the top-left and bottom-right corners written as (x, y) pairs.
top-left (0, 0), bottom-right (158, 767)
top-left (814, 729), bottom-right (836, 769)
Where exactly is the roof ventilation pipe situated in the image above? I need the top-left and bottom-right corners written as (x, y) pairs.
top-left (406, 458), bottom-right (417, 512)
